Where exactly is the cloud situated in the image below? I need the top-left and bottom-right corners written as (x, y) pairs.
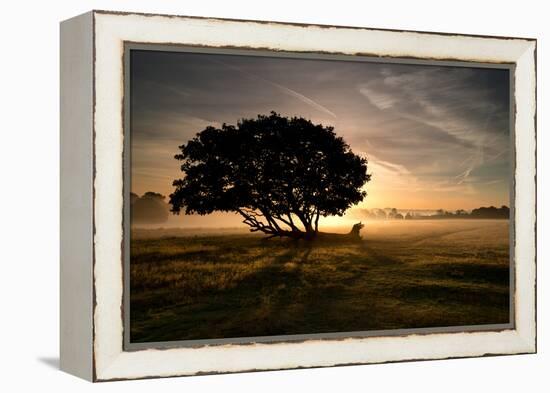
top-left (357, 66), bottom-right (509, 188)
top-left (358, 86), bottom-right (397, 110)
top-left (129, 50), bottom-right (511, 210)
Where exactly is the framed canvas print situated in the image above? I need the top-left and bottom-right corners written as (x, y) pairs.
top-left (60, 10), bottom-right (537, 381)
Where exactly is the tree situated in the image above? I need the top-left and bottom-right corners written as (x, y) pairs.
top-left (131, 192), bottom-right (169, 224)
top-left (170, 112), bottom-right (371, 239)
top-left (470, 205), bottom-right (509, 219)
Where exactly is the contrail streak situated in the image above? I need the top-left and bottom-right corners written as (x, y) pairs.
top-left (263, 79), bottom-right (337, 119)
top-left (210, 58), bottom-right (337, 119)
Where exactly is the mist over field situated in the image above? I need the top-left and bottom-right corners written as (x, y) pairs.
top-left (130, 219), bottom-right (510, 342)
top-left (130, 205), bottom-right (509, 231)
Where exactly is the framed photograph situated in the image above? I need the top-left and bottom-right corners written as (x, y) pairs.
top-left (60, 10), bottom-right (537, 381)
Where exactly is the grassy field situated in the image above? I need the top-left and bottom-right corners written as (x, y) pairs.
top-left (129, 219), bottom-right (510, 343)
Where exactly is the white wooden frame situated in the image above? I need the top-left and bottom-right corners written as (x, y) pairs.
top-left (60, 10), bottom-right (536, 382)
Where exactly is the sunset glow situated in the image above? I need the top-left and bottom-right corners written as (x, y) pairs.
top-left (130, 50), bottom-right (510, 228)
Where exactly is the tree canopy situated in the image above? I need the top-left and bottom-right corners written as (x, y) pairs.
top-left (170, 112), bottom-right (371, 238)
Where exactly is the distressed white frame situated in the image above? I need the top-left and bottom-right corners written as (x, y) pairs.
top-left (62, 10), bottom-right (536, 381)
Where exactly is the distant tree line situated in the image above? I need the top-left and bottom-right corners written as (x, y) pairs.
top-left (468, 205), bottom-right (510, 219)
top-left (131, 191), bottom-right (169, 224)
top-left (361, 205), bottom-right (509, 220)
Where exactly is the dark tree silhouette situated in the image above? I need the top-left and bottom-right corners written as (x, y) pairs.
top-left (131, 192), bottom-right (170, 224)
top-left (470, 205), bottom-right (509, 219)
top-left (170, 112), bottom-right (371, 239)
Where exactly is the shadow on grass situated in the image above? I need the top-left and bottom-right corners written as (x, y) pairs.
top-left (129, 229), bottom-right (511, 342)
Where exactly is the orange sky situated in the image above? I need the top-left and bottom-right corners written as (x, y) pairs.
top-left (130, 50), bottom-right (511, 227)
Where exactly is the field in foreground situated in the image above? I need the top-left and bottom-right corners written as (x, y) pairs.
top-left (130, 220), bottom-right (510, 343)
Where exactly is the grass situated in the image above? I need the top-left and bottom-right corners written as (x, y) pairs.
top-left (129, 219), bottom-right (510, 343)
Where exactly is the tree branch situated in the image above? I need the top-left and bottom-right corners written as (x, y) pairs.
top-left (314, 208), bottom-right (320, 232)
top-left (236, 208), bottom-right (277, 235)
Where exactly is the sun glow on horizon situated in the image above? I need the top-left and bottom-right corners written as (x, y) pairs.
top-left (130, 51), bottom-right (510, 229)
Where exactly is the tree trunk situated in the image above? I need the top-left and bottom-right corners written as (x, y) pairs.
top-left (236, 207), bottom-right (344, 240)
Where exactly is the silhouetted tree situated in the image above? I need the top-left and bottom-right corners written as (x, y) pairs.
top-left (470, 205), bottom-right (509, 219)
top-left (131, 192), bottom-right (169, 224)
top-left (364, 209), bottom-right (377, 220)
top-left (170, 112), bottom-right (371, 239)
top-left (375, 209), bottom-right (387, 220)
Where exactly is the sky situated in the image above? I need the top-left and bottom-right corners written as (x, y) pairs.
top-left (130, 49), bottom-right (511, 227)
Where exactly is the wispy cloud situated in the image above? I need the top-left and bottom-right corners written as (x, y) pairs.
top-left (130, 51), bottom-right (510, 210)
top-left (358, 86), bottom-right (396, 110)
top-left (357, 66), bottom-right (509, 191)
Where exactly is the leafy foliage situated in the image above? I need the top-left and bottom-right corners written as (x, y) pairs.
top-left (170, 112), bottom-right (371, 238)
